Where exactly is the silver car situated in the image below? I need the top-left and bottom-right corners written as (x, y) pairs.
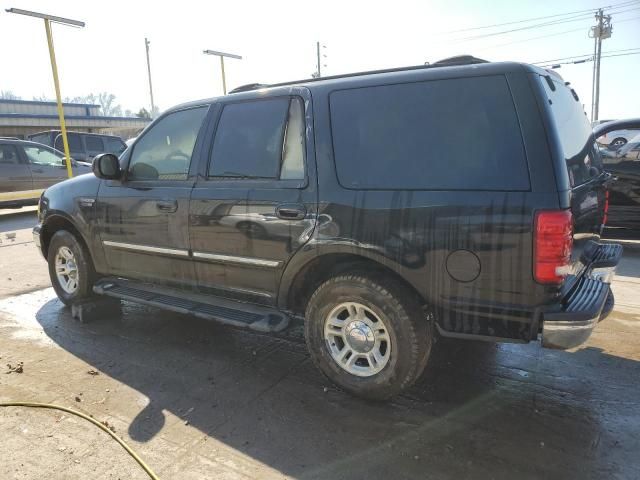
top-left (0, 139), bottom-right (91, 207)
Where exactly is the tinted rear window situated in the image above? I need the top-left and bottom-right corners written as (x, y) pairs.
top-left (538, 75), bottom-right (600, 187)
top-left (329, 75), bottom-right (529, 190)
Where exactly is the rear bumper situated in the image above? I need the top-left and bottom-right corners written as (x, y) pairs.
top-left (541, 242), bottom-right (621, 350)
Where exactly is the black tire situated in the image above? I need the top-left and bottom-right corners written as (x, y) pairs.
top-left (47, 230), bottom-right (96, 306)
top-left (610, 137), bottom-right (627, 149)
top-left (304, 274), bottom-right (433, 400)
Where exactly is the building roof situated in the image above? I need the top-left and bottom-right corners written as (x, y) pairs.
top-left (0, 98), bottom-right (99, 108)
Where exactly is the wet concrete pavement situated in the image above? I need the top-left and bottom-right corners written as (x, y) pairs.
top-left (1, 210), bottom-right (639, 479)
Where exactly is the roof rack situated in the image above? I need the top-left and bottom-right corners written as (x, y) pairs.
top-left (228, 83), bottom-right (270, 94)
top-left (228, 55), bottom-right (490, 94)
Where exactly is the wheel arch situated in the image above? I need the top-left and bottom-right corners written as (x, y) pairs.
top-left (278, 247), bottom-right (428, 316)
top-left (40, 213), bottom-right (92, 261)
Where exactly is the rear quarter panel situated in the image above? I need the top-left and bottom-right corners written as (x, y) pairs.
top-left (297, 69), bottom-right (561, 341)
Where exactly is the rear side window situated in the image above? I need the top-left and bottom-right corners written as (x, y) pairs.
top-left (29, 133), bottom-right (50, 145)
top-left (85, 136), bottom-right (104, 152)
top-left (104, 137), bottom-right (127, 155)
top-left (329, 76), bottom-right (530, 190)
top-left (55, 133), bottom-right (83, 154)
top-left (0, 145), bottom-right (20, 164)
top-left (210, 96), bottom-right (305, 180)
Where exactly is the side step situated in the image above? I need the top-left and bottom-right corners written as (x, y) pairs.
top-left (93, 278), bottom-right (290, 333)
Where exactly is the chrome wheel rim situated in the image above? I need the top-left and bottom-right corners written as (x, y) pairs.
top-left (324, 302), bottom-right (391, 377)
top-left (55, 246), bottom-right (79, 294)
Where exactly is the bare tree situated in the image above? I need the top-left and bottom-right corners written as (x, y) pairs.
top-left (0, 90), bottom-right (22, 100)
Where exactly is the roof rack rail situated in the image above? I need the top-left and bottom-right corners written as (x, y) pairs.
top-left (228, 55), bottom-right (491, 93)
top-left (431, 55), bottom-right (488, 66)
top-left (229, 83), bottom-right (270, 94)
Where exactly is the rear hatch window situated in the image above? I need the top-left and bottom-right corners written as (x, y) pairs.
top-left (538, 75), bottom-right (602, 187)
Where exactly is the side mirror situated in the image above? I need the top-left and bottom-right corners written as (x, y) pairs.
top-left (92, 153), bottom-right (121, 180)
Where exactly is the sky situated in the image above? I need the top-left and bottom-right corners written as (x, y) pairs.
top-left (1, 0), bottom-right (638, 120)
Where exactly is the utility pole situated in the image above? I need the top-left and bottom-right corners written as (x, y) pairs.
top-left (316, 41), bottom-right (321, 78)
top-left (590, 9), bottom-right (612, 122)
top-left (144, 37), bottom-right (155, 117)
top-left (313, 42), bottom-right (327, 78)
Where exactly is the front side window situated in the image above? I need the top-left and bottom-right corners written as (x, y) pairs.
top-left (24, 145), bottom-right (64, 166)
top-left (0, 145), bottom-right (20, 164)
top-left (128, 106), bottom-right (208, 181)
top-left (210, 96), bottom-right (305, 180)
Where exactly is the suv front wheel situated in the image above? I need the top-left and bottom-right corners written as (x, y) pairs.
top-left (305, 274), bottom-right (432, 400)
top-left (47, 230), bottom-right (96, 306)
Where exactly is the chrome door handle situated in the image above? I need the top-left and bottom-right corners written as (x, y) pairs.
top-left (276, 203), bottom-right (306, 220)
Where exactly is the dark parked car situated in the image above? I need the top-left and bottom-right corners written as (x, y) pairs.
top-left (596, 121), bottom-right (640, 235)
top-left (0, 139), bottom-right (91, 207)
top-left (33, 60), bottom-right (622, 400)
top-left (27, 130), bottom-right (127, 162)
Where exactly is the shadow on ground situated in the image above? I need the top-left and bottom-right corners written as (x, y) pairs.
top-left (35, 298), bottom-right (639, 479)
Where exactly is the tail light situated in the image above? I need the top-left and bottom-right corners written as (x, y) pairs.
top-left (603, 190), bottom-right (610, 226)
top-left (534, 210), bottom-right (573, 284)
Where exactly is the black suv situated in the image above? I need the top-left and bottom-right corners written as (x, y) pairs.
top-left (33, 60), bottom-right (625, 400)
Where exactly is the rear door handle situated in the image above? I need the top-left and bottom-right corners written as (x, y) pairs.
top-left (156, 199), bottom-right (178, 213)
top-left (276, 203), bottom-right (306, 220)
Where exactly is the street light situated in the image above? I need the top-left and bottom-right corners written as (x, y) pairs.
top-left (202, 49), bottom-right (242, 95)
top-left (5, 8), bottom-right (85, 179)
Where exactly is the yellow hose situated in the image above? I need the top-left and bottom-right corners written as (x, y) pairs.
top-left (0, 402), bottom-right (160, 480)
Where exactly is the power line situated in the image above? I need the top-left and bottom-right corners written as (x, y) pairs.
top-left (451, 5), bottom-right (640, 44)
top-left (442, 0), bottom-right (639, 34)
top-left (540, 50), bottom-right (640, 67)
top-left (474, 26), bottom-right (589, 51)
top-left (451, 13), bottom-right (595, 43)
top-left (533, 47), bottom-right (640, 65)
top-left (472, 13), bottom-right (640, 52)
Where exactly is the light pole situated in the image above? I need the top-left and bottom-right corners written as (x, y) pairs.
top-left (5, 8), bottom-right (85, 179)
top-left (202, 49), bottom-right (242, 95)
top-left (145, 37), bottom-right (155, 117)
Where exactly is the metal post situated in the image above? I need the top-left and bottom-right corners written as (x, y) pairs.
top-left (145, 37), bottom-right (155, 116)
top-left (44, 19), bottom-right (73, 179)
top-left (590, 13), bottom-right (599, 122)
top-left (594, 33), bottom-right (602, 121)
top-left (316, 41), bottom-right (321, 78)
top-left (202, 50), bottom-right (241, 96)
top-left (220, 56), bottom-right (227, 95)
top-left (593, 10), bottom-right (603, 122)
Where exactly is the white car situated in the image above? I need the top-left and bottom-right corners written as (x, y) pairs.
top-left (594, 119), bottom-right (638, 149)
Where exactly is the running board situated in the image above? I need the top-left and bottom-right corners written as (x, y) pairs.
top-left (93, 278), bottom-right (290, 333)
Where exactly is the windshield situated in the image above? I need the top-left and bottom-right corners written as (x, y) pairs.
top-left (538, 74), bottom-right (602, 187)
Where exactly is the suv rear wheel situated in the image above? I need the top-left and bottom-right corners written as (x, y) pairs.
top-left (305, 274), bottom-right (432, 400)
top-left (47, 230), bottom-right (96, 306)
